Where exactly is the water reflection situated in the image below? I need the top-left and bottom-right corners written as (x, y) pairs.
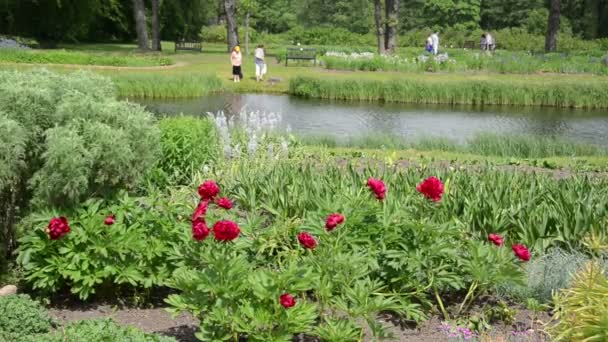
top-left (136, 93), bottom-right (608, 147)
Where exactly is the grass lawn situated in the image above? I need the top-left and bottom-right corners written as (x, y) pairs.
top-left (2, 41), bottom-right (607, 98)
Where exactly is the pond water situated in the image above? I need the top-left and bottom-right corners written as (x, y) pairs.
top-left (137, 93), bottom-right (608, 147)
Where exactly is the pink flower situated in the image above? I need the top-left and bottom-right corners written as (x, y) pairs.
top-left (47, 217), bottom-right (70, 240)
top-left (325, 213), bottom-right (345, 231)
top-left (104, 215), bottom-right (115, 226)
top-left (512, 244), bottom-right (531, 262)
top-left (215, 197), bottom-right (233, 210)
top-left (416, 176), bottom-right (444, 202)
top-left (280, 293), bottom-right (296, 308)
top-left (192, 218), bottom-right (210, 241)
top-left (192, 200), bottom-right (209, 221)
top-left (367, 177), bottom-right (387, 200)
top-left (488, 233), bottom-right (504, 246)
top-left (213, 220), bottom-right (241, 241)
top-left (198, 180), bottom-right (220, 201)
top-left (297, 232), bottom-right (317, 249)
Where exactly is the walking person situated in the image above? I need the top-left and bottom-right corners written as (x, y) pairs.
top-left (230, 45), bottom-right (242, 83)
top-left (254, 44), bottom-right (267, 82)
top-left (431, 32), bottom-right (439, 55)
top-left (426, 35), bottom-right (433, 53)
top-left (486, 32), bottom-right (495, 51)
top-left (480, 34), bottom-right (487, 50)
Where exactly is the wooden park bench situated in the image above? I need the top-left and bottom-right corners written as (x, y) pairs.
top-left (463, 40), bottom-right (475, 49)
top-left (175, 40), bottom-right (202, 53)
top-left (285, 47), bottom-right (317, 66)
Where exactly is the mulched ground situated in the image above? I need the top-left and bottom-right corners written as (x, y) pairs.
top-left (48, 301), bottom-right (550, 342)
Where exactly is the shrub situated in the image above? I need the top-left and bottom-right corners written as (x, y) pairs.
top-left (40, 319), bottom-right (177, 342)
top-left (0, 69), bottom-right (160, 257)
top-left (0, 294), bottom-right (55, 341)
top-left (156, 117), bottom-right (219, 185)
top-left (550, 262), bottom-right (608, 341)
top-left (17, 191), bottom-right (187, 300)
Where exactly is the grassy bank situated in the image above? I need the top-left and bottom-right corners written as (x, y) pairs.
top-left (114, 73), bottom-right (223, 98)
top-left (289, 75), bottom-right (608, 108)
top-left (299, 133), bottom-right (608, 159)
top-left (322, 50), bottom-right (608, 75)
top-left (0, 48), bottom-right (173, 67)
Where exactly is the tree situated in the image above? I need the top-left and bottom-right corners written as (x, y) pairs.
top-left (374, 0), bottom-right (385, 54)
top-left (151, 0), bottom-right (162, 51)
top-left (224, 0), bottom-right (239, 51)
top-left (132, 0), bottom-right (149, 50)
top-left (545, 0), bottom-right (561, 52)
top-left (384, 0), bottom-right (399, 54)
top-left (241, 0), bottom-right (259, 55)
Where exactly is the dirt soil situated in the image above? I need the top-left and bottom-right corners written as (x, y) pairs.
top-left (48, 302), bottom-right (550, 342)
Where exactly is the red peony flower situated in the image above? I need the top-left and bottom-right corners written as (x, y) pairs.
top-left (215, 197), bottom-right (233, 210)
top-left (213, 220), bottom-right (241, 241)
top-left (367, 177), bottom-right (387, 200)
top-left (192, 200), bottom-right (209, 221)
top-left (104, 215), bottom-right (115, 226)
top-left (325, 213), bottom-right (345, 231)
top-left (297, 232), bottom-right (317, 249)
top-left (192, 218), bottom-right (210, 241)
top-left (512, 244), bottom-right (531, 262)
top-left (280, 293), bottom-right (296, 309)
top-left (416, 176), bottom-right (444, 202)
top-left (488, 233), bottom-right (504, 246)
top-left (47, 217), bottom-right (70, 240)
top-left (198, 180), bottom-right (220, 201)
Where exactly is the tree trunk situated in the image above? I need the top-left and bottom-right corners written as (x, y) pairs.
top-left (374, 0), bottom-right (385, 55)
top-left (224, 0), bottom-right (239, 52)
top-left (245, 11), bottom-right (250, 55)
top-left (545, 0), bottom-right (560, 52)
top-left (151, 0), bottom-right (161, 51)
top-left (584, 0), bottom-right (600, 39)
top-left (132, 0), bottom-right (150, 50)
top-left (384, 0), bottom-right (399, 54)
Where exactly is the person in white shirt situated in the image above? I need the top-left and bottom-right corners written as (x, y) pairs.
top-left (430, 32), bottom-right (439, 55)
top-left (486, 33), bottom-right (495, 51)
top-left (426, 35), bottom-right (433, 53)
top-left (254, 45), bottom-right (267, 82)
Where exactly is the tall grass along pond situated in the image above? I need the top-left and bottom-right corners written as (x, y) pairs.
top-left (289, 76), bottom-right (608, 108)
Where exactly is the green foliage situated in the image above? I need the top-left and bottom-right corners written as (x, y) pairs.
top-left (39, 318), bottom-right (177, 342)
top-left (16, 192), bottom-right (183, 300)
top-left (112, 73), bottom-right (223, 98)
top-left (0, 69), bottom-right (160, 258)
top-left (550, 262), bottom-right (608, 341)
top-left (0, 49), bottom-right (173, 67)
top-left (289, 75), bottom-right (608, 108)
top-left (156, 117), bottom-right (219, 185)
top-left (298, 133), bottom-right (607, 159)
top-left (0, 294), bottom-right (55, 341)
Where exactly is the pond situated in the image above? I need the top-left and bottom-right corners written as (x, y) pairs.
top-left (137, 93), bottom-right (608, 147)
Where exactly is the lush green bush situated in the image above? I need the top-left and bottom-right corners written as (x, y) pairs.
top-left (17, 191), bottom-right (186, 300)
top-left (0, 294), bottom-right (55, 341)
top-left (166, 176), bottom-right (523, 340)
top-left (156, 117), bottom-right (219, 185)
top-left (0, 49), bottom-right (173, 67)
top-left (0, 69), bottom-right (160, 259)
top-left (289, 75), bottom-right (608, 108)
top-left (39, 319), bottom-right (177, 342)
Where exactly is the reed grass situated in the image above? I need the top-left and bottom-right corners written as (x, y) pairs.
top-left (289, 76), bottom-right (608, 108)
top-left (113, 73), bottom-right (223, 98)
top-left (298, 133), bottom-right (607, 158)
